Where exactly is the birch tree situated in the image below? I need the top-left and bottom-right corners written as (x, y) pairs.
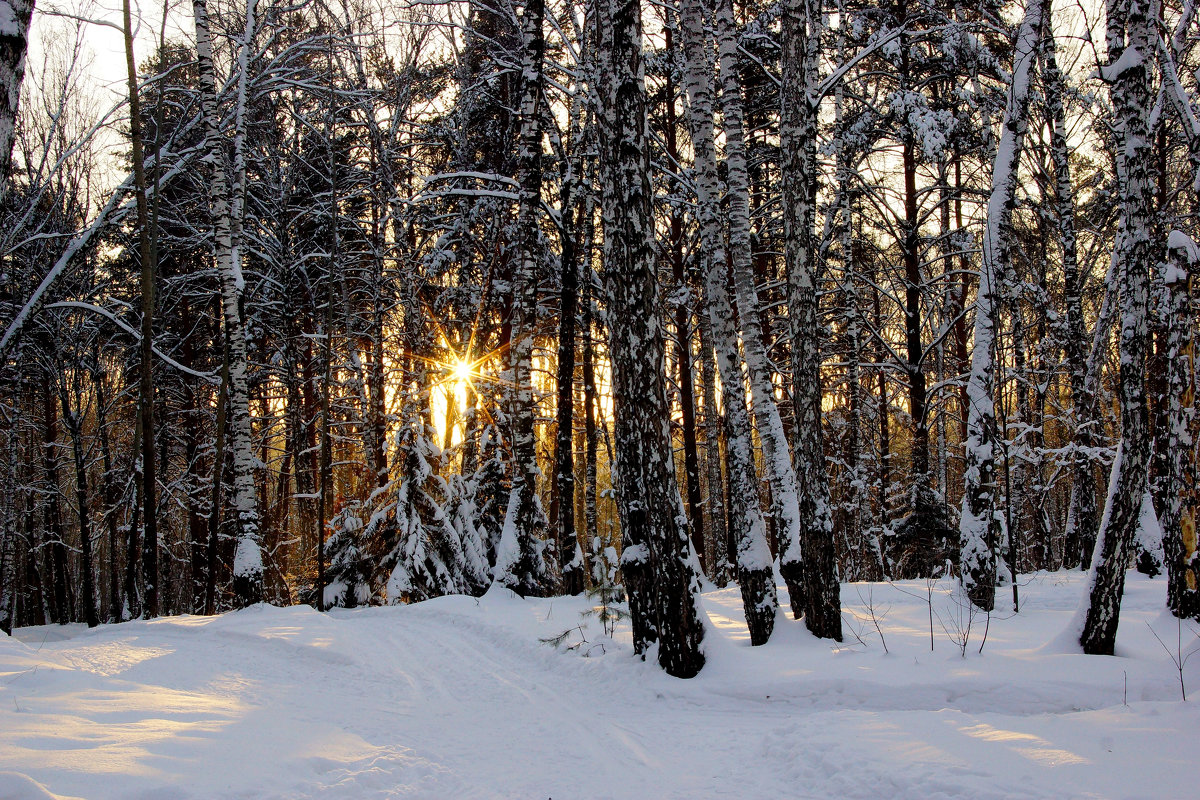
top-left (1079, 0), bottom-right (1159, 655)
top-left (960, 0), bottom-right (1044, 611)
top-left (713, 0), bottom-right (807, 614)
top-left (679, 0), bottom-right (776, 645)
top-left (782, 0), bottom-right (841, 640)
top-left (192, 0), bottom-right (262, 607)
top-left (596, 0), bottom-right (704, 676)
top-left (1161, 232), bottom-right (1198, 619)
top-left (495, 0), bottom-right (554, 597)
top-left (0, 0), bottom-right (32, 203)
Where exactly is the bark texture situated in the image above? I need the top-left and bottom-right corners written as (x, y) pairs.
top-left (680, 0), bottom-right (777, 645)
top-left (596, 0), bottom-right (705, 676)
top-left (782, 0), bottom-right (841, 640)
top-left (1079, 0), bottom-right (1157, 655)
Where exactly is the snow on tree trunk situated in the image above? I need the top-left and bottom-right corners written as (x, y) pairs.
top-left (1161, 233), bottom-right (1199, 618)
top-left (193, 0), bottom-right (263, 607)
top-left (679, 0), bottom-right (776, 645)
top-left (1043, 4), bottom-right (1100, 570)
top-left (1079, 0), bottom-right (1158, 655)
top-left (960, 0), bottom-right (1043, 612)
top-left (713, 0), bottom-right (806, 617)
top-left (1158, 1), bottom-right (1199, 193)
top-left (832, 0), bottom-right (878, 581)
top-left (0, 0), bottom-right (32, 206)
top-left (596, 0), bottom-right (705, 676)
top-left (781, 0), bottom-right (841, 641)
top-left (496, 0), bottom-right (554, 598)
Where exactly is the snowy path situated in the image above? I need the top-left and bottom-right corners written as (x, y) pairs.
top-left (1, 572), bottom-right (1195, 799)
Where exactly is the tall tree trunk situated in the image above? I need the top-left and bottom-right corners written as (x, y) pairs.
top-left (714, 0), bottom-right (807, 612)
top-left (123, 0), bottom-right (162, 618)
top-left (193, 0), bottom-right (263, 606)
top-left (833, 3), bottom-right (876, 579)
top-left (497, 0), bottom-right (554, 596)
top-left (1079, 0), bottom-right (1157, 655)
top-left (782, 0), bottom-right (842, 640)
top-left (60, 385), bottom-right (99, 627)
top-left (596, 0), bottom-right (705, 676)
top-left (41, 378), bottom-right (70, 624)
top-left (698, 311), bottom-right (728, 581)
top-left (960, 0), bottom-right (1043, 611)
top-left (92, 361), bottom-right (123, 621)
top-left (660, 27), bottom-right (706, 567)
top-left (1161, 234), bottom-right (1199, 619)
top-left (551, 128), bottom-right (583, 595)
top-left (581, 268), bottom-right (600, 582)
top-left (680, 0), bottom-right (777, 644)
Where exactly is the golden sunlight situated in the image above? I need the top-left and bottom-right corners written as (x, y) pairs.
top-left (450, 359), bottom-right (473, 384)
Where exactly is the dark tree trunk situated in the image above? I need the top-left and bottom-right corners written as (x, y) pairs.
top-left (596, 0), bottom-right (705, 676)
top-left (1161, 237), bottom-right (1199, 619)
top-left (125, 0), bottom-right (160, 618)
top-left (41, 379), bottom-right (70, 624)
top-left (782, 0), bottom-right (841, 640)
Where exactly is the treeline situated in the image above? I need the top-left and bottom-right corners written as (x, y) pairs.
top-left (0, 0), bottom-right (1196, 675)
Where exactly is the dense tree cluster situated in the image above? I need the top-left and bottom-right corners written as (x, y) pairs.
top-left (0, 0), bottom-right (1197, 674)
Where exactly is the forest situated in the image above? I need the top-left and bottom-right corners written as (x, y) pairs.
top-left (0, 0), bottom-right (1197, 682)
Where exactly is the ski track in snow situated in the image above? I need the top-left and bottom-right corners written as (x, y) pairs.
top-left (1, 572), bottom-right (1196, 799)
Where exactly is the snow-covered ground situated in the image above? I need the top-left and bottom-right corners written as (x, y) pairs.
top-left (1, 571), bottom-right (1195, 799)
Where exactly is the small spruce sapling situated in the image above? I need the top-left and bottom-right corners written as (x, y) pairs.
top-left (583, 540), bottom-right (627, 639)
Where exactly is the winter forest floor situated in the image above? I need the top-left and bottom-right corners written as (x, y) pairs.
top-left (1, 572), bottom-right (1196, 800)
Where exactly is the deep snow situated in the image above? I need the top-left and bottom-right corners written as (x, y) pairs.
top-left (1, 571), bottom-right (1196, 799)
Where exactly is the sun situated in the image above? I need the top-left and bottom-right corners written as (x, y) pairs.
top-left (450, 359), bottom-right (473, 383)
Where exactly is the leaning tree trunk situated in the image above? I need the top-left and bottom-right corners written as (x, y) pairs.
top-left (193, 0), bottom-right (263, 607)
top-left (496, 0), bottom-right (554, 597)
top-left (1079, 0), bottom-right (1157, 655)
top-left (679, 0), bottom-right (777, 645)
top-left (960, 0), bottom-right (1043, 612)
top-left (781, 0), bottom-right (842, 640)
top-left (596, 0), bottom-right (705, 677)
top-left (1161, 233), bottom-right (1199, 619)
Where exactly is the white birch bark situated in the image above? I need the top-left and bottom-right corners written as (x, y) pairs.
top-left (1161, 232), bottom-right (1199, 618)
top-left (712, 0), bottom-right (807, 614)
top-left (0, 0), bottom-right (32, 206)
top-left (1079, 0), bottom-right (1159, 655)
top-left (679, 0), bottom-right (776, 645)
top-left (596, 0), bottom-right (705, 676)
top-left (193, 0), bottom-right (263, 606)
top-left (960, 0), bottom-right (1043, 612)
top-left (496, 0), bottom-right (554, 597)
top-left (782, 0), bottom-right (841, 640)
